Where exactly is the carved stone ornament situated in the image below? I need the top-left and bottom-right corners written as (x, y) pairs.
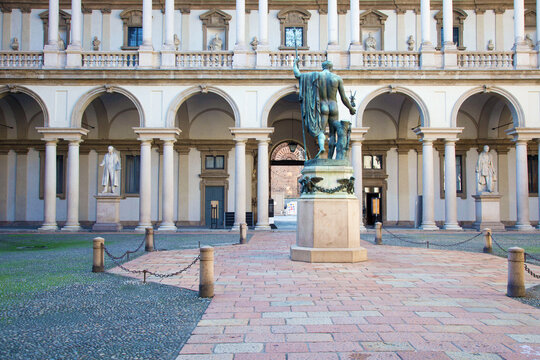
top-left (407, 35), bottom-right (415, 51)
top-left (487, 39), bottom-right (495, 51)
top-left (11, 37), bottom-right (19, 51)
top-left (200, 9), bottom-right (231, 51)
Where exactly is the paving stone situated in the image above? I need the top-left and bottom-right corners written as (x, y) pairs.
top-left (508, 334), bottom-right (540, 343)
top-left (213, 343), bottom-right (264, 354)
top-left (360, 341), bottom-right (415, 351)
top-left (415, 311), bottom-right (454, 318)
top-left (445, 352), bottom-right (503, 360)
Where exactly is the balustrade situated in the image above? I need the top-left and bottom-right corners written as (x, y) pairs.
top-left (176, 51), bottom-right (233, 68)
top-left (362, 52), bottom-right (420, 69)
top-left (82, 52), bottom-right (139, 68)
top-left (0, 51), bottom-right (43, 68)
top-left (458, 52), bottom-right (514, 69)
top-left (269, 51), bottom-right (326, 68)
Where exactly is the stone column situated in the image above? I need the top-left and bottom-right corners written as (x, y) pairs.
top-left (514, 0), bottom-right (525, 45)
top-left (255, 139), bottom-right (270, 230)
top-left (164, 0), bottom-right (174, 47)
top-left (351, 139), bottom-right (366, 231)
top-left (101, 9), bottom-right (111, 50)
top-left (236, 0), bottom-right (246, 48)
top-left (21, 8), bottom-right (31, 51)
top-left (420, 0), bottom-right (431, 46)
top-left (515, 140), bottom-right (533, 230)
top-left (443, 139), bottom-right (461, 230)
top-left (48, 0), bottom-right (59, 47)
top-left (349, 0), bottom-right (360, 45)
top-left (258, 0), bottom-right (268, 45)
top-left (136, 139), bottom-right (152, 231)
top-left (234, 138), bottom-right (247, 229)
top-left (40, 139), bottom-right (58, 231)
top-left (476, 9), bottom-right (485, 51)
top-left (142, 0), bottom-right (153, 47)
top-left (158, 139), bottom-right (177, 231)
top-left (420, 139), bottom-right (438, 230)
top-left (442, 0), bottom-right (453, 46)
top-left (537, 0), bottom-right (540, 49)
top-left (328, 0), bottom-right (338, 46)
top-left (62, 140), bottom-right (82, 231)
top-left (70, 0), bottom-right (82, 47)
top-left (2, 8), bottom-right (11, 50)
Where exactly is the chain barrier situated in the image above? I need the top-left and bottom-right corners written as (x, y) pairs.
top-left (525, 251), bottom-right (540, 263)
top-left (428, 232), bottom-right (484, 248)
top-left (382, 227), bottom-right (427, 245)
top-left (524, 262), bottom-right (540, 279)
top-left (382, 227), bottom-right (483, 248)
top-left (102, 243), bottom-right (200, 282)
top-left (104, 237), bottom-right (146, 260)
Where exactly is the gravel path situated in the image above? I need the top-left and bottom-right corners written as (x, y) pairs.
top-left (0, 232), bottom-right (245, 360)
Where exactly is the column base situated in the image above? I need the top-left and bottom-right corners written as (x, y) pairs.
top-left (135, 224), bottom-right (153, 232)
top-left (157, 224), bottom-right (177, 232)
top-left (291, 245), bottom-right (367, 263)
top-left (512, 223), bottom-right (535, 231)
top-left (254, 224), bottom-right (271, 231)
top-left (443, 223), bottom-right (462, 230)
top-left (419, 222), bottom-right (439, 231)
top-left (38, 223), bottom-right (58, 232)
top-left (61, 224), bottom-right (82, 232)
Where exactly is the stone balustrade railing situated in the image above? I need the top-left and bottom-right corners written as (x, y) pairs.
top-left (269, 51), bottom-right (326, 68)
top-left (81, 51), bottom-right (139, 68)
top-left (0, 51), bottom-right (43, 68)
top-left (176, 51), bottom-right (233, 68)
top-left (458, 52), bottom-right (514, 69)
top-left (1, 50), bottom-right (538, 71)
top-left (362, 51), bottom-right (420, 69)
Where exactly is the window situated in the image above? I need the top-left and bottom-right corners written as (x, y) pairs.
top-left (127, 27), bottom-right (143, 47)
top-left (120, 9), bottom-right (143, 49)
top-left (434, 9), bottom-right (468, 50)
top-left (39, 152), bottom-right (66, 199)
top-left (440, 152), bottom-right (467, 199)
top-left (528, 155), bottom-right (538, 194)
top-left (56, 155), bottom-right (64, 195)
top-left (277, 8), bottom-right (311, 50)
top-left (363, 155), bottom-right (383, 170)
top-left (205, 155), bottom-right (225, 169)
top-left (124, 155), bottom-right (140, 194)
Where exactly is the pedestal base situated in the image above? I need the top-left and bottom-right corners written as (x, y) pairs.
top-left (472, 193), bottom-right (505, 231)
top-left (291, 161), bottom-right (367, 263)
top-left (92, 194), bottom-right (124, 232)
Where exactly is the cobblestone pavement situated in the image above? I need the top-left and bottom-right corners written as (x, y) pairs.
top-left (113, 232), bottom-right (540, 360)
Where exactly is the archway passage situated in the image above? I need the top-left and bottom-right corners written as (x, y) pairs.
top-left (175, 92), bottom-right (235, 228)
top-left (0, 92), bottom-right (46, 222)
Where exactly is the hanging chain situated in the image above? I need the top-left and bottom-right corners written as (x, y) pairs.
top-left (524, 262), bottom-right (540, 279)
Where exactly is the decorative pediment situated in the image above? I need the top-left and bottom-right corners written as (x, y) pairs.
top-left (199, 9), bottom-right (232, 27)
top-left (525, 10), bottom-right (536, 27)
top-left (120, 9), bottom-right (142, 26)
top-left (360, 9), bottom-right (388, 27)
top-left (434, 8), bottom-right (468, 25)
top-left (277, 8), bottom-right (311, 25)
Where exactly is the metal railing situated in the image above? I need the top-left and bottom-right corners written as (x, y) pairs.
top-left (0, 51), bottom-right (43, 68)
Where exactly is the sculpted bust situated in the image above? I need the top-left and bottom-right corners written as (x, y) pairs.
top-left (476, 145), bottom-right (496, 193)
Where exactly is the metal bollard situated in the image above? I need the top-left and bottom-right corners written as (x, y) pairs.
top-left (507, 247), bottom-right (526, 297)
top-left (199, 246), bottom-right (214, 298)
top-left (483, 228), bottom-right (492, 254)
top-left (240, 223), bottom-right (247, 244)
top-left (375, 222), bottom-right (382, 245)
top-left (145, 227), bottom-right (154, 252)
top-left (92, 237), bottom-right (105, 273)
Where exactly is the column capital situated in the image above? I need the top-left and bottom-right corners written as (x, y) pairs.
top-left (257, 138), bottom-right (271, 144)
top-left (133, 127), bottom-right (181, 141)
top-left (506, 127), bottom-right (540, 142)
top-left (230, 127), bottom-right (274, 141)
top-left (234, 138), bottom-right (248, 144)
top-left (36, 127), bottom-right (89, 142)
top-left (413, 127), bottom-right (463, 141)
top-left (350, 127), bottom-right (370, 143)
top-left (68, 139), bottom-right (83, 145)
top-left (42, 138), bottom-right (59, 145)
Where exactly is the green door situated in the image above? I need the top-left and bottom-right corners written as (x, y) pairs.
top-left (205, 186), bottom-right (224, 228)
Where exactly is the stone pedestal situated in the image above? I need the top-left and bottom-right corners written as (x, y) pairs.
top-left (92, 194), bottom-right (125, 231)
top-left (472, 193), bottom-right (505, 231)
top-left (291, 159), bottom-right (368, 263)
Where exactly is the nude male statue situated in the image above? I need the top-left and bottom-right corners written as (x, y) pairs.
top-left (293, 59), bottom-right (356, 159)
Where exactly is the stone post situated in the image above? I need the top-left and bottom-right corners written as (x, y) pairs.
top-left (158, 139), bottom-right (177, 231)
top-left (199, 246), bottom-right (215, 298)
top-left (375, 222), bottom-right (382, 244)
top-left (483, 228), bottom-right (492, 253)
top-left (233, 138), bottom-right (246, 230)
top-left (255, 139), bottom-right (271, 230)
top-left (507, 247), bottom-right (525, 297)
top-left (40, 139), bottom-right (58, 231)
top-left (136, 139), bottom-right (153, 231)
top-left (92, 237), bottom-right (105, 272)
top-left (62, 139), bottom-right (82, 231)
top-left (240, 223), bottom-right (247, 244)
top-left (145, 227), bottom-right (154, 252)
top-left (443, 139), bottom-right (461, 230)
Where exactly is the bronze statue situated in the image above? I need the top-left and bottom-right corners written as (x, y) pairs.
top-left (294, 58), bottom-right (356, 159)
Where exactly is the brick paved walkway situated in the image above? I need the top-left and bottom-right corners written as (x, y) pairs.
top-left (111, 232), bottom-right (540, 360)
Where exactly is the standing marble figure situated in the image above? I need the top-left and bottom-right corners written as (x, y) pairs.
top-left (476, 145), bottom-right (496, 193)
top-left (293, 58), bottom-right (356, 159)
top-left (100, 146), bottom-right (121, 193)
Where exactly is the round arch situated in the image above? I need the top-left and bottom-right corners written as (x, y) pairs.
top-left (451, 86), bottom-right (525, 128)
top-left (262, 86), bottom-right (298, 128)
top-left (0, 85), bottom-right (50, 127)
top-left (70, 86), bottom-right (145, 128)
top-left (356, 86), bottom-right (430, 128)
top-left (166, 86), bottom-right (241, 128)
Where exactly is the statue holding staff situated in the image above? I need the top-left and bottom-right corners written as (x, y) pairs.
top-left (476, 145), bottom-right (496, 193)
top-left (100, 146), bottom-right (121, 193)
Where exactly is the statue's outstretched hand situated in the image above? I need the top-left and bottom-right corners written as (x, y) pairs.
top-left (349, 108), bottom-right (356, 115)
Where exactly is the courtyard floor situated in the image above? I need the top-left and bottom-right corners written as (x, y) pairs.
top-left (113, 231), bottom-right (540, 360)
